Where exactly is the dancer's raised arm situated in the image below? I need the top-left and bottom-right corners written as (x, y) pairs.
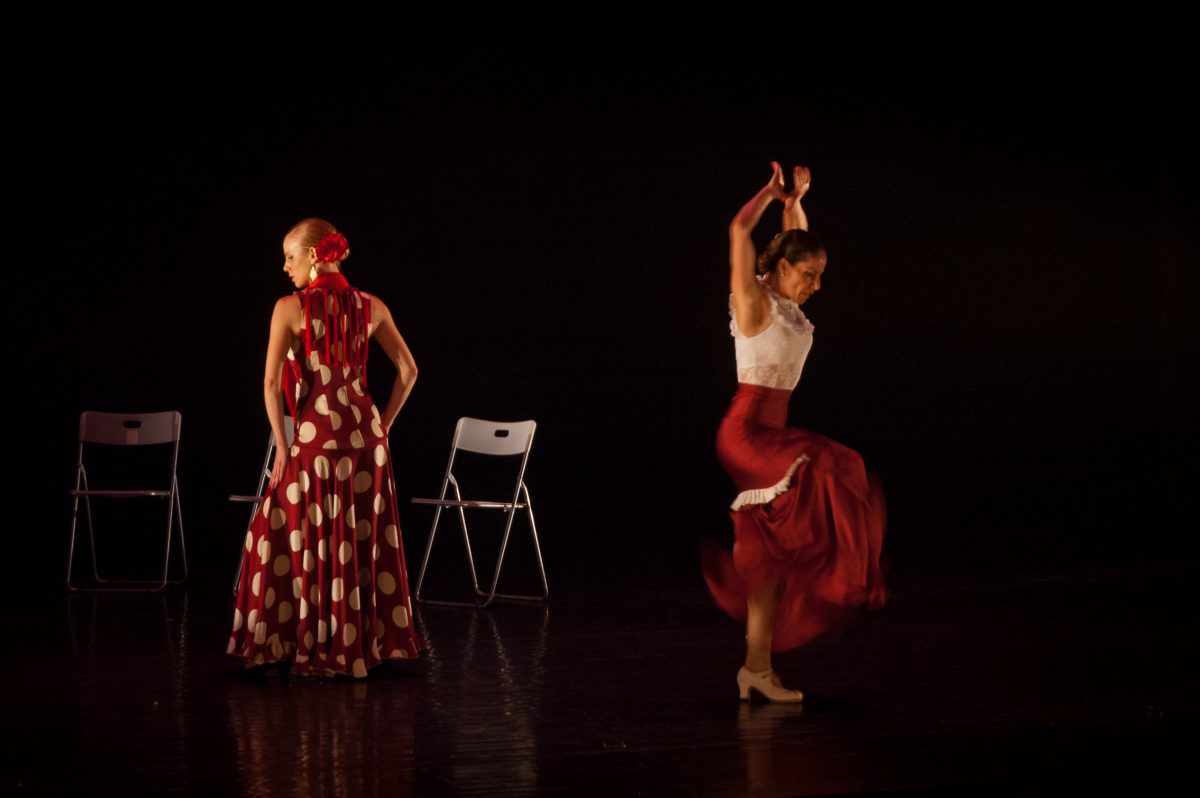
top-left (729, 162), bottom-right (785, 337)
top-left (782, 165), bottom-right (811, 232)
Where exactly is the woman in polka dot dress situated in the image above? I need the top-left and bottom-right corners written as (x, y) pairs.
top-left (228, 218), bottom-right (424, 678)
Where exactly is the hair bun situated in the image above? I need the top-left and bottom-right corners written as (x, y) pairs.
top-left (755, 250), bottom-right (773, 275)
top-left (758, 229), bottom-right (823, 275)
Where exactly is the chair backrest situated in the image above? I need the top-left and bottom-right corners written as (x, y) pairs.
top-left (453, 418), bottom-right (536, 457)
top-left (78, 411), bottom-right (181, 447)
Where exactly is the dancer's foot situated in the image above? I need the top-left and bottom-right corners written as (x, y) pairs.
top-left (737, 666), bottom-right (803, 703)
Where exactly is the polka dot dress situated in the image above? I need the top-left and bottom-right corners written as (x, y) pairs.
top-left (228, 272), bottom-right (423, 677)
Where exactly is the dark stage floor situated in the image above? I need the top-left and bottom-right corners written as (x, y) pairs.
top-left (4, 550), bottom-right (1194, 796)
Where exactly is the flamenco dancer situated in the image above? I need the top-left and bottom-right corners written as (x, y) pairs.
top-left (228, 218), bottom-right (424, 678)
top-left (703, 164), bottom-right (887, 702)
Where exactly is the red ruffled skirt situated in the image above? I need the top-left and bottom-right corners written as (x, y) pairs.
top-left (702, 383), bottom-right (887, 651)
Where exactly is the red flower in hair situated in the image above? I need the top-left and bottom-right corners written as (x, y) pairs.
top-left (314, 231), bottom-right (350, 264)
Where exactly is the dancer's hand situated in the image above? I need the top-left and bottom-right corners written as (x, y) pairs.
top-left (784, 166), bottom-right (811, 208)
top-left (782, 165), bottom-right (812, 232)
top-left (764, 161), bottom-right (786, 201)
top-left (268, 445), bottom-right (289, 490)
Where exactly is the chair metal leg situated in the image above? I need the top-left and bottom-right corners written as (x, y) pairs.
top-left (69, 488), bottom-right (188, 593)
top-left (232, 431), bottom-right (275, 597)
top-left (479, 508), bottom-right (519, 607)
top-left (232, 548), bottom-right (246, 597)
top-left (174, 479), bottom-right (188, 582)
top-left (417, 476), bottom-right (495, 606)
top-left (149, 479), bottom-right (188, 592)
top-left (524, 488), bottom-right (551, 598)
top-left (478, 484), bottom-right (549, 606)
top-left (67, 468), bottom-right (101, 591)
top-left (457, 504), bottom-right (482, 593)
top-left (232, 495), bottom-right (265, 597)
top-left (415, 504), bottom-right (444, 600)
top-left (67, 494), bottom-right (81, 591)
top-left (417, 495), bottom-right (493, 607)
top-left (154, 483), bottom-right (177, 592)
top-left (67, 456), bottom-right (85, 591)
top-left (232, 513), bottom-right (253, 598)
top-left (419, 483), bottom-right (550, 608)
top-left (84, 495), bottom-right (100, 582)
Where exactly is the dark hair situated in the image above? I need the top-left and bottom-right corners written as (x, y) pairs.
top-left (756, 229), bottom-right (825, 275)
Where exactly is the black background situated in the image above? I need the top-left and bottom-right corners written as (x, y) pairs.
top-left (19, 33), bottom-right (1192, 594)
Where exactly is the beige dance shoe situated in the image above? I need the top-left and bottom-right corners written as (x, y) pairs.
top-left (737, 666), bottom-right (804, 703)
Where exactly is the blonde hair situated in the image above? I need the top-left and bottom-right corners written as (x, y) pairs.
top-left (287, 218), bottom-right (350, 264)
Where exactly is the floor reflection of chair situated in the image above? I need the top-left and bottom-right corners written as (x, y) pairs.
top-left (66, 589), bottom-right (191, 784)
top-left (416, 601), bottom-right (550, 791)
top-left (228, 417), bottom-right (295, 596)
top-left (67, 591), bottom-right (191, 672)
top-left (412, 417), bottom-right (548, 607)
top-left (67, 410), bottom-right (187, 592)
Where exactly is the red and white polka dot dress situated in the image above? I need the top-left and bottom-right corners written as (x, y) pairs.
top-left (228, 272), bottom-right (424, 677)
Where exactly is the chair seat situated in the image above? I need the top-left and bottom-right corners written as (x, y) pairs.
top-left (228, 494), bottom-right (266, 503)
top-left (71, 489), bottom-right (172, 498)
top-left (412, 498), bottom-right (528, 510)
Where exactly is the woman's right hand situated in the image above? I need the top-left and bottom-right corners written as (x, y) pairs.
top-left (268, 444), bottom-right (289, 490)
top-left (764, 161), bottom-right (786, 201)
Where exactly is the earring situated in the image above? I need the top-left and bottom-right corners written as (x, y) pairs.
top-left (309, 266), bottom-right (318, 282)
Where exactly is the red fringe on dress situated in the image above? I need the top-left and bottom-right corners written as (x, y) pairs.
top-left (702, 383), bottom-right (887, 652)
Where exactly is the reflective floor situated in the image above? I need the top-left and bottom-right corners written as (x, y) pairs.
top-left (3, 557), bottom-right (1193, 796)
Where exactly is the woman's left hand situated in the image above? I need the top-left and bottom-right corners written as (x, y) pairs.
top-left (784, 165), bottom-right (812, 208)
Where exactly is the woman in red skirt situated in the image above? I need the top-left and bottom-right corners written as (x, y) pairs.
top-left (703, 164), bottom-right (887, 702)
top-left (227, 218), bottom-right (424, 678)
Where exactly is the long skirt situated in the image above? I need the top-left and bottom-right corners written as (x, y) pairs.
top-left (227, 440), bottom-right (424, 677)
top-left (702, 383), bottom-right (887, 652)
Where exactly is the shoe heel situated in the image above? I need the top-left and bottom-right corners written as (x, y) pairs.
top-left (737, 667), bottom-right (753, 701)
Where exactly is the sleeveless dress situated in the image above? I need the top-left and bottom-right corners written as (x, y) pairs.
top-left (702, 278), bottom-right (887, 652)
top-left (227, 272), bottom-right (424, 677)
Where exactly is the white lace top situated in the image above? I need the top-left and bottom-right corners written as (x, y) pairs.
top-left (730, 278), bottom-right (814, 390)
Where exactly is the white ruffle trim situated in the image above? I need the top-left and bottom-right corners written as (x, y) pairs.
top-left (730, 454), bottom-right (811, 511)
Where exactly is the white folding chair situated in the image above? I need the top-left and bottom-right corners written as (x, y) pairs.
top-left (412, 417), bottom-right (548, 607)
top-left (67, 410), bottom-right (187, 592)
top-left (228, 416), bottom-right (295, 596)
